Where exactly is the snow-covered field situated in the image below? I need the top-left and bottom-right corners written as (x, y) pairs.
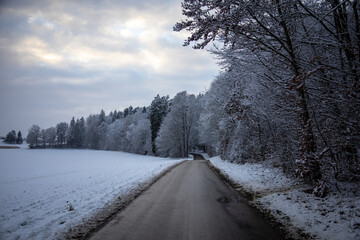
top-left (0, 146), bottom-right (184, 240)
top-left (210, 156), bottom-right (360, 240)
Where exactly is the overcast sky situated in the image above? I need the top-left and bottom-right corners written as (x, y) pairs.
top-left (0, 0), bottom-right (218, 137)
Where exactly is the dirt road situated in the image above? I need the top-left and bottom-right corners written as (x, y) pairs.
top-left (89, 160), bottom-right (283, 240)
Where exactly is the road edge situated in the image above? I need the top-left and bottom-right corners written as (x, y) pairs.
top-left (61, 160), bottom-right (187, 240)
top-left (206, 160), bottom-right (313, 240)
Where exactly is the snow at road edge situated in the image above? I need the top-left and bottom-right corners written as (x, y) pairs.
top-left (210, 156), bottom-right (360, 240)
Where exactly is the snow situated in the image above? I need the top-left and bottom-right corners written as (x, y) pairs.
top-left (0, 147), bottom-right (184, 240)
top-left (257, 189), bottom-right (360, 239)
top-left (210, 156), bottom-right (360, 240)
top-left (209, 156), bottom-right (296, 195)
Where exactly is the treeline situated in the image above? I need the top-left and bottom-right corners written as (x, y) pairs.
top-left (174, 0), bottom-right (360, 194)
top-left (26, 93), bottom-right (202, 157)
top-left (3, 130), bottom-right (23, 144)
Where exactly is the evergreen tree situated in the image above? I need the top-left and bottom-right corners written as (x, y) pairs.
top-left (149, 95), bottom-right (169, 154)
top-left (5, 130), bottom-right (17, 144)
top-left (79, 117), bottom-right (86, 145)
top-left (67, 117), bottom-right (76, 147)
top-left (128, 106), bottom-right (133, 114)
top-left (123, 107), bottom-right (130, 117)
top-left (16, 131), bottom-right (23, 144)
top-left (74, 117), bottom-right (86, 148)
top-left (117, 111), bottom-right (123, 119)
top-left (110, 111), bottom-right (116, 123)
top-left (99, 110), bottom-right (106, 125)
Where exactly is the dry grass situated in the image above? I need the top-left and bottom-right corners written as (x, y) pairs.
top-left (0, 145), bottom-right (20, 149)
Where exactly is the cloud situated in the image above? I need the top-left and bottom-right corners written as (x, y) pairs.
top-left (0, 0), bottom-right (218, 136)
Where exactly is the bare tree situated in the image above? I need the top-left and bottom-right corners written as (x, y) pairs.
top-left (26, 125), bottom-right (41, 148)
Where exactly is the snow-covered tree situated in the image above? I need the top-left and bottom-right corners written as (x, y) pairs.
top-left (198, 73), bottom-right (237, 157)
top-left (175, 0), bottom-right (360, 189)
top-left (16, 131), bottom-right (23, 144)
top-left (4, 130), bottom-right (17, 144)
top-left (84, 110), bottom-right (109, 150)
top-left (156, 91), bottom-right (199, 158)
top-left (85, 114), bottom-right (100, 149)
top-left (125, 110), bottom-right (152, 154)
top-left (67, 117), bottom-right (76, 148)
top-left (106, 118), bottom-right (127, 151)
top-left (97, 121), bottom-right (108, 150)
top-left (26, 125), bottom-right (41, 147)
top-left (174, 0), bottom-right (321, 179)
top-left (56, 122), bottom-right (68, 148)
top-left (74, 117), bottom-right (85, 148)
top-left (99, 109), bottom-right (106, 124)
top-left (106, 109), bottom-right (151, 154)
top-left (45, 127), bottom-right (56, 147)
top-left (40, 129), bottom-right (46, 147)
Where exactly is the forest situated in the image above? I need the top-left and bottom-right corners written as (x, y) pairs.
top-left (23, 0), bottom-right (359, 195)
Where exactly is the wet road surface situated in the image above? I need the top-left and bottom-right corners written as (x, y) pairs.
top-left (89, 160), bottom-right (283, 240)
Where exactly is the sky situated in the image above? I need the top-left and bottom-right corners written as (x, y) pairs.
top-left (0, 0), bottom-right (218, 137)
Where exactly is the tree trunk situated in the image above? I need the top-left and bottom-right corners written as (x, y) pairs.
top-left (276, 0), bottom-right (320, 182)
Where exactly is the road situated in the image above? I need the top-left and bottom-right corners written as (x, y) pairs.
top-left (89, 160), bottom-right (283, 240)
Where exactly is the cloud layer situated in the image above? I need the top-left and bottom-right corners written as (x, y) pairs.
top-left (0, 0), bottom-right (218, 136)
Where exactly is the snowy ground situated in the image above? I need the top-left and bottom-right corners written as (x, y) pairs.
top-left (210, 156), bottom-right (360, 240)
top-left (0, 146), bottom-right (184, 240)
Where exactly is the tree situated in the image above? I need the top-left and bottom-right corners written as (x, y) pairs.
top-left (4, 130), bottom-right (17, 144)
top-left (156, 91), bottom-right (199, 158)
top-left (123, 106), bottom-right (134, 118)
top-left (112, 110), bottom-right (118, 122)
top-left (56, 122), bottom-right (68, 148)
top-left (198, 73), bottom-right (238, 158)
top-left (85, 114), bottom-right (99, 149)
top-left (40, 129), bottom-right (46, 147)
top-left (84, 114), bottom-right (108, 150)
top-left (105, 108), bottom-right (152, 154)
top-left (99, 110), bottom-right (106, 124)
top-left (73, 117), bottom-right (85, 148)
top-left (174, 0), bottom-right (321, 180)
top-left (106, 118), bottom-right (128, 151)
top-left (45, 127), bottom-right (56, 147)
top-left (175, 0), bottom-right (360, 188)
top-left (125, 110), bottom-right (152, 154)
top-left (67, 117), bottom-right (76, 147)
top-left (16, 131), bottom-right (23, 144)
top-left (97, 121), bottom-right (108, 150)
top-left (26, 125), bottom-right (41, 147)
top-left (149, 94), bottom-right (169, 154)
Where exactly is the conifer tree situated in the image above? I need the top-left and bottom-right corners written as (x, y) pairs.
top-left (67, 117), bottom-right (76, 147)
top-left (149, 95), bottom-right (169, 154)
top-left (5, 130), bottom-right (17, 144)
top-left (16, 131), bottom-right (23, 144)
